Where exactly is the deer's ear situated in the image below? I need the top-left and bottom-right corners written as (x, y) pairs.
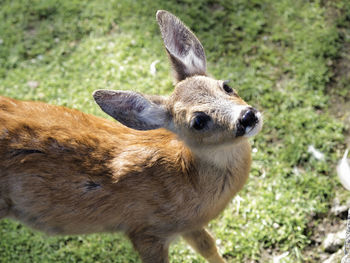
top-left (93, 90), bottom-right (169, 131)
top-left (156, 10), bottom-right (207, 82)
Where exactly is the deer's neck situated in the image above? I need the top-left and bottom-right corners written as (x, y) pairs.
top-left (177, 139), bottom-right (252, 222)
top-left (191, 139), bottom-right (251, 196)
top-left (190, 139), bottom-right (252, 172)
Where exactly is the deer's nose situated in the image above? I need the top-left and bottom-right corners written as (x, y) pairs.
top-left (239, 107), bottom-right (258, 128)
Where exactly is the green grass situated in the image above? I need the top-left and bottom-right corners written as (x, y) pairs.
top-left (1, 0), bottom-right (350, 262)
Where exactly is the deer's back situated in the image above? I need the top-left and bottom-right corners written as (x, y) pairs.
top-left (0, 96), bottom-right (197, 235)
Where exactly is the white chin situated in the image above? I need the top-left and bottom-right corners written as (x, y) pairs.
top-left (243, 113), bottom-right (263, 138)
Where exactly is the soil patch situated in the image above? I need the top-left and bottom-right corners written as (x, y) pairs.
top-left (303, 4), bottom-right (350, 262)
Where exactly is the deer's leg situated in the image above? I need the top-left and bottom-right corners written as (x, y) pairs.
top-left (128, 232), bottom-right (169, 263)
top-left (183, 228), bottom-right (226, 263)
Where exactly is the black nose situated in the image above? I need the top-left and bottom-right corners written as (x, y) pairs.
top-left (240, 108), bottom-right (258, 128)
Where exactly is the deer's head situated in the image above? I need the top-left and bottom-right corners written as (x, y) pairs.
top-left (93, 10), bottom-right (262, 148)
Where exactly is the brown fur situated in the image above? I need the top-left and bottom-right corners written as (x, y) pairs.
top-left (0, 95), bottom-right (250, 262)
top-left (0, 10), bottom-right (262, 263)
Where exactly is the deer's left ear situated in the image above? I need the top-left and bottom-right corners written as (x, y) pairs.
top-left (93, 90), bottom-right (169, 131)
top-left (156, 10), bottom-right (207, 82)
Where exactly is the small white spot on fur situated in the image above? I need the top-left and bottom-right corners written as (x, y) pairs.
top-left (7, 100), bottom-right (17, 107)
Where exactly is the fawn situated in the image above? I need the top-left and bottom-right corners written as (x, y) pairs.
top-left (0, 10), bottom-right (262, 263)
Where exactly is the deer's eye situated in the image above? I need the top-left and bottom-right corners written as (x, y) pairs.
top-left (223, 82), bottom-right (233, 93)
top-left (191, 112), bottom-right (211, 130)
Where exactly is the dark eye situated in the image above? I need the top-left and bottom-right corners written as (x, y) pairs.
top-left (223, 82), bottom-right (233, 93)
top-left (191, 112), bottom-right (211, 130)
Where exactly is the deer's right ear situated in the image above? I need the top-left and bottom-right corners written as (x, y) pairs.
top-left (93, 90), bottom-right (169, 131)
top-left (156, 10), bottom-right (207, 82)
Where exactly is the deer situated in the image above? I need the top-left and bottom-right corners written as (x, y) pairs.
top-left (0, 10), bottom-right (262, 263)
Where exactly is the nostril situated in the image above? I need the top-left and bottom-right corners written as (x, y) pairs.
top-left (240, 108), bottom-right (258, 128)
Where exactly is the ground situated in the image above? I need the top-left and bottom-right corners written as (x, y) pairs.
top-left (0, 0), bottom-right (350, 262)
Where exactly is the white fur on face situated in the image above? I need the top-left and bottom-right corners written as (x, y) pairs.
top-left (228, 105), bottom-right (249, 129)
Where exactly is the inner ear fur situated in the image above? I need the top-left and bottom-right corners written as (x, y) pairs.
top-left (93, 90), bottom-right (169, 131)
top-left (156, 10), bottom-right (207, 82)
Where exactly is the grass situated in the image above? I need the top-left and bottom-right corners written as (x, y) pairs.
top-left (1, 0), bottom-right (350, 262)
